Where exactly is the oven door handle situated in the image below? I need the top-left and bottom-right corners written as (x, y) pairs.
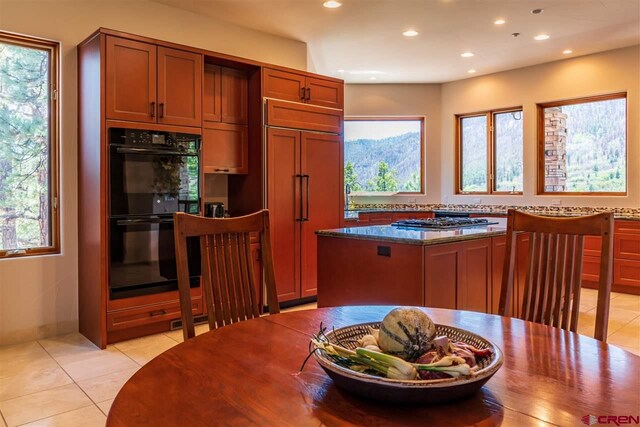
top-left (116, 218), bottom-right (174, 225)
top-left (115, 147), bottom-right (196, 156)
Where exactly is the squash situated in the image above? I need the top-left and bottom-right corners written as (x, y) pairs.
top-left (378, 307), bottom-right (436, 361)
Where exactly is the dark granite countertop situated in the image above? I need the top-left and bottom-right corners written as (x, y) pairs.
top-left (318, 218), bottom-right (508, 246)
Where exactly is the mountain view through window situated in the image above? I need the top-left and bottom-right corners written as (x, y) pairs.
top-left (344, 119), bottom-right (423, 194)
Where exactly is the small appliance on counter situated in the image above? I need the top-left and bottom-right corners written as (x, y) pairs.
top-left (204, 202), bottom-right (225, 218)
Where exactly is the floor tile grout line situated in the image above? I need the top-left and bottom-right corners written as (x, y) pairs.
top-left (607, 313), bottom-right (640, 339)
top-left (13, 402), bottom-right (98, 427)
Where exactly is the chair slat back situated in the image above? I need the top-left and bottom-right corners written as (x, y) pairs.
top-left (499, 209), bottom-right (613, 341)
top-left (174, 210), bottom-right (280, 341)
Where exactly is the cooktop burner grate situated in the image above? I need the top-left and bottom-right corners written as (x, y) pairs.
top-left (391, 217), bottom-right (498, 229)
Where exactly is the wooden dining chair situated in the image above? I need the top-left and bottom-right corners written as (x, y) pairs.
top-left (498, 209), bottom-right (614, 341)
top-left (173, 210), bottom-right (280, 341)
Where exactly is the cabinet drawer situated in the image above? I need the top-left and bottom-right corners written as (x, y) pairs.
top-left (584, 236), bottom-right (602, 257)
top-left (265, 99), bottom-right (342, 134)
top-left (614, 259), bottom-right (640, 287)
top-left (615, 220), bottom-right (640, 234)
top-left (582, 255), bottom-right (601, 284)
top-left (107, 299), bottom-right (202, 331)
top-left (393, 212), bottom-right (434, 220)
top-left (615, 233), bottom-right (640, 261)
top-left (359, 213), bottom-right (394, 225)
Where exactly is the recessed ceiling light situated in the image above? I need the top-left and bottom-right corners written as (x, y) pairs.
top-left (494, 19), bottom-right (506, 25)
top-left (323, 0), bottom-right (342, 8)
top-left (348, 70), bottom-right (384, 75)
top-left (468, 69), bottom-right (476, 74)
top-left (534, 34), bottom-right (550, 41)
top-left (369, 77), bottom-right (377, 80)
top-left (337, 69), bottom-right (345, 73)
top-left (403, 30), bottom-right (419, 37)
top-left (563, 49), bottom-right (573, 55)
top-left (461, 52), bottom-right (475, 58)
top-left (531, 8), bottom-right (543, 14)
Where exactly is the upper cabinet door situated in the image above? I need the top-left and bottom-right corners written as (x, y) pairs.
top-left (263, 68), bottom-right (306, 103)
top-left (157, 47), bottom-right (202, 127)
top-left (106, 37), bottom-right (157, 123)
top-left (203, 64), bottom-right (222, 122)
top-left (305, 77), bottom-right (344, 109)
top-left (221, 67), bottom-right (248, 125)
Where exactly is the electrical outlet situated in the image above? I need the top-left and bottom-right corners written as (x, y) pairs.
top-left (551, 199), bottom-right (562, 206)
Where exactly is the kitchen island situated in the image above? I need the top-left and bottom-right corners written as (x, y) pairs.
top-left (316, 218), bottom-right (533, 316)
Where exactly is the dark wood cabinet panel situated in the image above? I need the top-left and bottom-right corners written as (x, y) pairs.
top-left (424, 244), bottom-right (459, 309)
top-left (157, 47), bottom-right (202, 127)
top-left (305, 76), bottom-right (344, 109)
top-left (458, 239), bottom-right (491, 313)
top-left (202, 122), bottom-right (248, 174)
top-left (584, 236), bottom-right (602, 257)
top-left (363, 213), bottom-right (395, 225)
top-left (266, 99), bottom-right (342, 134)
top-left (301, 133), bottom-right (341, 299)
top-left (203, 64), bottom-right (222, 122)
top-left (105, 36), bottom-right (156, 123)
top-left (491, 234), bottom-right (529, 317)
top-left (263, 68), bottom-right (306, 103)
top-left (267, 128), bottom-right (301, 302)
top-left (221, 67), bottom-right (248, 125)
top-left (490, 236), bottom-right (506, 315)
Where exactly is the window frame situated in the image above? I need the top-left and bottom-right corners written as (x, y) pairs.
top-left (536, 92), bottom-right (627, 196)
top-left (0, 31), bottom-right (60, 258)
top-left (344, 116), bottom-right (426, 195)
top-left (455, 106), bottom-right (524, 195)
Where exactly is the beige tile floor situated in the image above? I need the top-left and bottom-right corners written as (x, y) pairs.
top-left (0, 291), bottom-right (638, 426)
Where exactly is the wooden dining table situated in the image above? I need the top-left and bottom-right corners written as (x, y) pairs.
top-left (107, 306), bottom-right (640, 426)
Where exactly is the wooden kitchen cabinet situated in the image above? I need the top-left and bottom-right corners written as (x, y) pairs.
top-left (263, 68), bottom-right (344, 109)
top-left (266, 99), bottom-right (343, 134)
top-left (362, 212), bottom-right (395, 225)
top-left (202, 122), bottom-right (248, 174)
top-left (203, 64), bottom-right (222, 122)
top-left (157, 47), bottom-right (202, 127)
top-left (490, 234), bottom-right (530, 317)
top-left (221, 67), bottom-right (248, 124)
top-left (424, 243), bottom-right (459, 309)
top-left (105, 37), bottom-right (157, 123)
top-left (105, 36), bottom-right (202, 127)
top-left (458, 239), bottom-right (491, 313)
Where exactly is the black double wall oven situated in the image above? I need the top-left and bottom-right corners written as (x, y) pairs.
top-left (109, 128), bottom-right (201, 299)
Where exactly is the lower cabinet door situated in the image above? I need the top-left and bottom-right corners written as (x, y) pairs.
top-left (614, 259), bottom-right (640, 288)
top-left (458, 239), bottom-right (491, 313)
top-left (424, 244), bottom-right (459, 309)
top-left (107, 298), bottom-right (201, 331)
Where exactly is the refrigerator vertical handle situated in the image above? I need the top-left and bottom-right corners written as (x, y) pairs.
top-left (295, 174), bottom-right (305, 221)
top-left (303, 174), bottom-right (310, 221)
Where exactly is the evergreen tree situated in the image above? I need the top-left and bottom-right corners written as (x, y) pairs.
top-left (403, 172), bottom-right (421, 192)
top-left (344, 161), bottom-right (361, 191)
top-left (373, 161), bottom-right (398, 192)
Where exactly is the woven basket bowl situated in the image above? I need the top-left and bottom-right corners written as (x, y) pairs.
top-left (312, 322), bottom-right (503, 404)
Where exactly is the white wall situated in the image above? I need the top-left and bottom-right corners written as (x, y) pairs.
top-left (441, 45), bottom-right (639, 207)
top-left (345, 45), bottom-right (640, 208)
top-left (344, 84), bottom-right (442, 204)
top-left (0, 0), bottom-right (307, 345)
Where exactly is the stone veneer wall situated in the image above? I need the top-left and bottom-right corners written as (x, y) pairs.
top-left (544, 107), bottom-right (568, 192)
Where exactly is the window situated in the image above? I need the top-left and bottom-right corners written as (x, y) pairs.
top-left (538, 93), bottom-right (626, 194)
top-left (456, 108), bottom-right (523, 194)
top-left (344, 117), bottom-right (424, 194)
top-left (0, 32), bottom-right (59, 257)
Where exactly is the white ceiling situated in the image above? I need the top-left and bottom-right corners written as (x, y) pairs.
top-left (153, 0), bottom-right (640, 83)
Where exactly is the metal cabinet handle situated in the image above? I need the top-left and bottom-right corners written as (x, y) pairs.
top-left (159, 103), bottom-right (165, 118)
top-left (295, 174), bottom-right (305, 221)
top-left (214, 168), bottom-right (230, 172)
top-left (149, 309), bottom-right (167, 317)
top-left (303, 174), bottom-right (310, 220)
top-left (306, 88), bottom-right (311, 101)
top-left (150, 102), bottom-right (156, 117)
top-left (300, 87), bottom-right (306, 101)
